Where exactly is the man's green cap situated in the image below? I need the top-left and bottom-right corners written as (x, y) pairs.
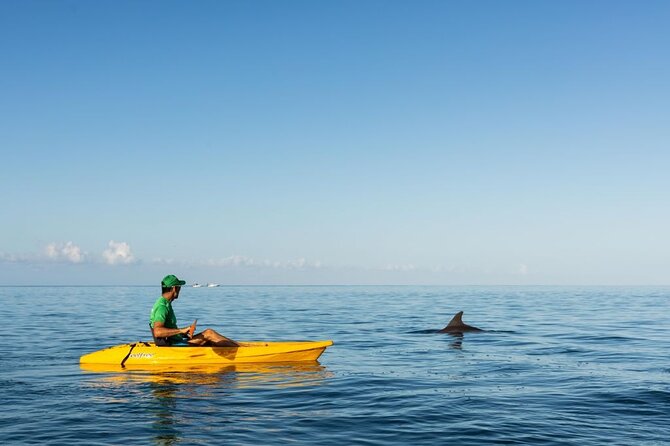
top-left (162, 274), bottom-right (186, 288)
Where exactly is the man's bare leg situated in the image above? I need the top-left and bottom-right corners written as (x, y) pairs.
top-left (188, 328), bottom-right (238, 347)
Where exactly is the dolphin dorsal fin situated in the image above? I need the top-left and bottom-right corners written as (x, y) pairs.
top-left (446, 311), bottom-right (464, 328)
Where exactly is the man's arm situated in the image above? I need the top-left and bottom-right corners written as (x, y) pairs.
top-left (152, 321), bottom-right (190, 338)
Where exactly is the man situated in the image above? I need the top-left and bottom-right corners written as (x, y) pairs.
top-left (150, 274), bottom-right (238, 347)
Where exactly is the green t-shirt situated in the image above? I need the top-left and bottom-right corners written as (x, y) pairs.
top-left (150, 296), bottom-right (183, 343)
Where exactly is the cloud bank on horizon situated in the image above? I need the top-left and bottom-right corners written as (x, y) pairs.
top-left (2, 240), bottom-right (136, 266)
top-left (0, 240), bottom-right (535, 285)
top-left (1, 241), bottom-right (326, 270)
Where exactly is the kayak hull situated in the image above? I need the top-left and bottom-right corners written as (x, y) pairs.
top-left (80, 340), bottom-right (333, 366)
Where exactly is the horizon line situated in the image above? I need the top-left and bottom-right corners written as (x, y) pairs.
top-left (1, 284), bottom-right (668, 288)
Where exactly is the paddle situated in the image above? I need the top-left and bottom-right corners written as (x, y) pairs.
top-left (188, 319), bottom-right (198, 339)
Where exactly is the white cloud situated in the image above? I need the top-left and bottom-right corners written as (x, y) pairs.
top-left (384, 264), bottom-right (417, 272)
top-left (150, 257), bottom-right (177, 265)
top-left (282, 258), bottom-right (323, 269)
top-left (154, 255), bottom-right (324, 270)
top-left (102, 240), bottom-right (136, 265)
top-left (518, 264), bottom-right (529, 275)
top-left (0, 252), bottom-right (29, 263)
top-left (287, 258), bottom-right (307, 269)
top-left (224, 255), bottom-right (256, 267)
top-left (200, 255), bottom-right (256, 267)
top-left (45, 242), bottom-right (86, 263)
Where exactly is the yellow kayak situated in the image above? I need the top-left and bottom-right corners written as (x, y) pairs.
top-left (80, 340), bottom-right (333, 367)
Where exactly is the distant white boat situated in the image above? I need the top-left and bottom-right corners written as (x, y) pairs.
top-left (206, 283), bottom-right (220, 288)
top-left (192, 283), bottom-right (203, 288)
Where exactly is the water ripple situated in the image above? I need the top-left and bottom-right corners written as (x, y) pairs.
top-left (1, 286), bottom-right (670, 445)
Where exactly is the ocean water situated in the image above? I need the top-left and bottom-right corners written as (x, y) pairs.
top-left (1, 286), bottom-right (669, 445)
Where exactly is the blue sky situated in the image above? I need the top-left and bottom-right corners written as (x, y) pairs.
top-left (1, 1), bottom-right (668, 285)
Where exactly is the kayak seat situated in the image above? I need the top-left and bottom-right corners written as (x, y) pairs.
top-left (150, 324), bottom-right (189, 347)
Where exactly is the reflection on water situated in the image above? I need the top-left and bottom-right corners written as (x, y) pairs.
top-left (408, 329), bottom-right (465, 349)
top-left (152, 381), bottom-right (179, 446)
top-left (81, 362), bottom-right (331, 388)
top-left (82, 362), bottom-right (332, 446)
top-left (447, 333), bottom-right (464, 350)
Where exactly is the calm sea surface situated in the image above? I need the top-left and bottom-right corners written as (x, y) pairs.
top-left (1, 286), bottom-right (669, 445)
